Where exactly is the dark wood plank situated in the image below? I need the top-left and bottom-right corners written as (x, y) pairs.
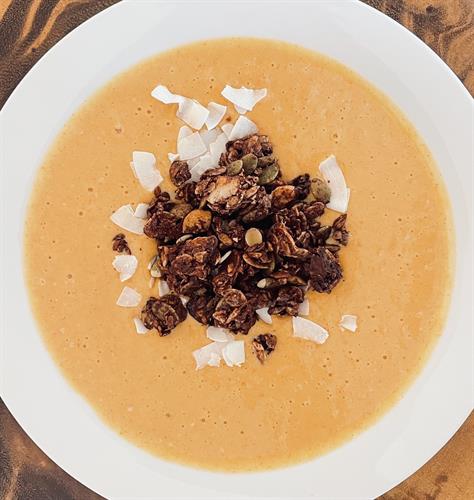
top-left (0, 1), bottom-right (472, 499)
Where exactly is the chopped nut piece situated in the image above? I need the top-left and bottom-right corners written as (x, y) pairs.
top-left (245, 228), bottom-right (263, 246)
top-left (311, 177), bottom-right (331, 204)
top-left (252, 334), bottom-right (277, 364)
top-left (169, 160), bottom-right (191, 187)
top-left (271, 185), bottom-right (297, 209)
top-left (182, 209), bottom-right (212, 234)
top-left (141, 293), bottom-right (187, 335)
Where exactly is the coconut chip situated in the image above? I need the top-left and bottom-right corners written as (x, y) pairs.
top-left (177, 131), bottom-right (207, 161)
top-left (116, 286), bottom-right (142, 307)
top-left (228, 116), bottom-right (258, 141)
top-left (158, 279), bottom-right (170, 297)
top-left (205, 102), bottom-right (227, 130)
top-left (298, 299), bottom-right (310, 317)
top-left (256, 307), bottom-right (272, 324)
top-left (319, 155), bottom-right (350, 213)
top-left (339, 314), bottom-right (358, 332)
top-left (193, 342), bottom-right (224, 370)
top-left (221, 85), bottom-right (267, 112)
top-left (131, 151), bottom-right (163, 191)
top-left (110, 205), bottom-right (145, 235)
top-left (221, 122), bottom-right (234, 138)
top-left (206, 326), bottom-right (234, 343)
top-left (219, 250), bottom-right (231, 264)
top-left (134, 203), bottom-right (149, 219)
top-left (199, 128), bottom-right (221, 149)
top-left (222, 340), bottom-right (245, 367)
top-left (209, 132), bottom-right (228, 164)
top-left (177, 98), bottom-right (210, 130)
top-left (133, 317), bottom-right (149, 334)
top-left (168, 152), bottom-right (180, 162)
top-left (151, 84), bottom-right (184, 105)
top-left (190, 153), bottom-right (216, 182)
top-left (112, 254), bottom-right (138, 282)
top-left (292, 316), bottom-right (329, 344)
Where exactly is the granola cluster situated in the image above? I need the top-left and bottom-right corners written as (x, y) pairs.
top-left (140, 134), bottom-right (349, 337)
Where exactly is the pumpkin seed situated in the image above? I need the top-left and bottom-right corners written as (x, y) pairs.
top-left (258, 162), bottom-right (280, 185)
top-left (245, 228), bottom-right (263, 246)
top-left (257, 155), bottom-right (275, 168)
top-left (311, 177), bottom-right (331, 204)
top-left (241, 153), bottom-right (258, 174)
top-left (226, 159), bottom-right (243, 176)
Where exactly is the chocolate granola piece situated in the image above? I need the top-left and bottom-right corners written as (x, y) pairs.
top-left (212, 293), bottom-right (256, 335)
top-left (243, 243), bottom-right (275, 270)
top-left (186, 292), bottom-right (219, 325)
top-left (212, 216), bottom-right (245, 249)
top-left (147, 187), bottom-right (174, 217)
top-left (206, 175), bottom-right (247, 216)
top-left (144, 211), bottom-right (183, 242)
top-left (292, 174), bottom-right (311, 200)
top-left (112, 233), bottom-right (131, 255)
top-left (141, 293), bottom-right (187, 336)
top-left (304, 201), bottom-right (325, 227)
top-left (275, 204), bottom-right (308, 239)
top-left (309, 247), bottom-right (343, 293)
top-left (170, 203), bottom-right (193, 220)
top-left (269, 285), bottom-right (305, 316)
top-left (331, 214), bottom-right (350, 246)
top-left (169, 160), bottom-right (191, 187)
top-left (222, 134), bottom-right (273, 164)
top-left (252, 333), bottom-right (277, 364)
top-left (267, 223), bottom-right (310, 260)
top-left (238, 186), bottom-right (272, 223)
top-left (175, 181), bottom-right (200, 208)
top-left (212, 250), bottom-right (242, 296)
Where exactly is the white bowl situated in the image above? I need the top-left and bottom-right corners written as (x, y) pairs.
top-left (0, 2), bottom-right (472, 498)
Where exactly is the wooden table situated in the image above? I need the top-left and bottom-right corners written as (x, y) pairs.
top-left (0, 1), bottom-right (472, 498)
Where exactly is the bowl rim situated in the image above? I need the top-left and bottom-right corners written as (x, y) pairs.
top-left (0, 1), bottom-right (472, 499)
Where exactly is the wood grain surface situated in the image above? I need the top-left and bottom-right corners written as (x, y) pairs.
top-left (0, 1), bottom-right (472, 498)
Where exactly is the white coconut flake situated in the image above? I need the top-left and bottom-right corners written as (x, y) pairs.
top-left (205, 102), bottom-right (227, 130)
top-left (131, 151), bottom-right (163, 191)
top-left (177, 98), bottom-right (210, 130)
top-left (221, 85), bottom-right (267, 112)
top-left (206, 326), bottom-right (234, 343)
top-left (228, 116), bottom-right (258, 141)
top-left (116, 286), bottom-right (141, 307)
top-left (222, 340), bottom-right (245, 367)
top-left (234, 104), bottom-right (247, 115)
top-left (190, 153), bottom-right (216, 182)
top-left (180, 296), bottom-right (189, 306)
top-left (187, 157), bottom-right (201, 169)
top-left (193, 342), bottom-right (224, 370)
top-left (177, 131), bottom-right (207, 160)
top-left (151, 84), bottom-right (184, 104)
top-left (110, 205), bottom-right (145, 235)
top-left (168, 152), bottom-right (180, 162)
top-left (292, 317), bottom-right (329, 344)
top-left (221, 123), bottom-right (234, 138)
top-left (339, 314), bottom-right (358, 332)
top-left (133, 317), bottom-right (149, 334)
top-left (178, 125), bottom-right (193, 142)
top-left (209, 132), bottom-right (228, 163)
top-left (149, 277), bottom-right (156, 288)
top-left (158, 279), bottom-right (170, 297)
top-left (112, 255), bottom-right (138, 282)
top-left (298, 299), bottom-right (310, 317)
top-left (256, 307), bottom-right (272, 324)
top-left (199, 128), bottom-right (220, 149)
top-left (134, 203), bottom-right (149, 219)
top-left (319, 155), bottom-right (350, 213)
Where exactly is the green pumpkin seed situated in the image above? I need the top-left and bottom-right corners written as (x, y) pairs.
top-left (226, 159), bottom-right (243, 176)
top-left (258, 162), bottom-right (280, 185)
top-left (241, 154), bottom-right (258, 174)
top-left (257, 155), bottom-right (275, 168)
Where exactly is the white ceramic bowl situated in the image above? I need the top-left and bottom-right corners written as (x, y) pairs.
top-left (1, 2), bottom-right (472, 498)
